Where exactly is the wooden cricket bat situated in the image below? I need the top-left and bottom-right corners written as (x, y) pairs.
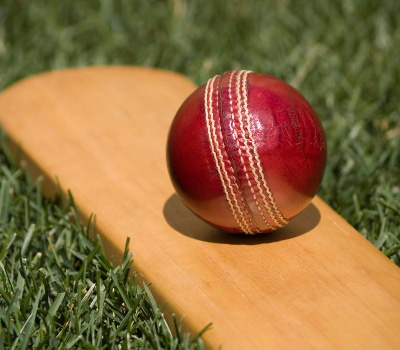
top-left (0, 66), bottom-right (399, 349)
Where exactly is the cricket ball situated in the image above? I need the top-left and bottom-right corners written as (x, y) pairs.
top-left (167, 70), bottom-right (327, 234)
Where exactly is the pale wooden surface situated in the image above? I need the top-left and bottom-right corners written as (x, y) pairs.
top-left (0, 66), bottom-right (399, 349)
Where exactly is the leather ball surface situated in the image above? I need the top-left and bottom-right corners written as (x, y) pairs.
top-left (167, 70), bottom-right (327, 234)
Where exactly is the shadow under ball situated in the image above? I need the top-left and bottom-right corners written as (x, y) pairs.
top-left (167, 70), bottom-right (327, 234)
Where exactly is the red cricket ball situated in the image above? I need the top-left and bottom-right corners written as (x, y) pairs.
top-left (167, 70), bottom-right (327, 234)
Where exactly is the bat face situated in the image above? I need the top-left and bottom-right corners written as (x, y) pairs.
top-left (0, 67), bottom-right (398, 350)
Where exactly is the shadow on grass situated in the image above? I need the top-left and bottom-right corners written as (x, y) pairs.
top-left (163, 193), bottom-right (320, 245)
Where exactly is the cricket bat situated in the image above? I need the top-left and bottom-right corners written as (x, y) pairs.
top-left (0, 66), bottom-right (399, 349)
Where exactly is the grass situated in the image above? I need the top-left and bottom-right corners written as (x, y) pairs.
top-left (0, 0), bottom-right (399, 347)
top-left (0, 138), bottom-right (210, 349)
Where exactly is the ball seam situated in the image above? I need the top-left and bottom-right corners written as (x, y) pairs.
top-left (240, 71), bottom-right (288, 227)
top-left (228, 70), bottom-right (274, 231)
top-left (204, 75), bottom-right (254, 234)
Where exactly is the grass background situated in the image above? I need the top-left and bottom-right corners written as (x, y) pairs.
top-left (0, 0), bottom-right (399, 348)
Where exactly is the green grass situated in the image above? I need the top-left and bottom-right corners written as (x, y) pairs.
top-left (0, 0), bottom-right (400, 348)
top-left (0, 137), bottom-right (210, 348)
